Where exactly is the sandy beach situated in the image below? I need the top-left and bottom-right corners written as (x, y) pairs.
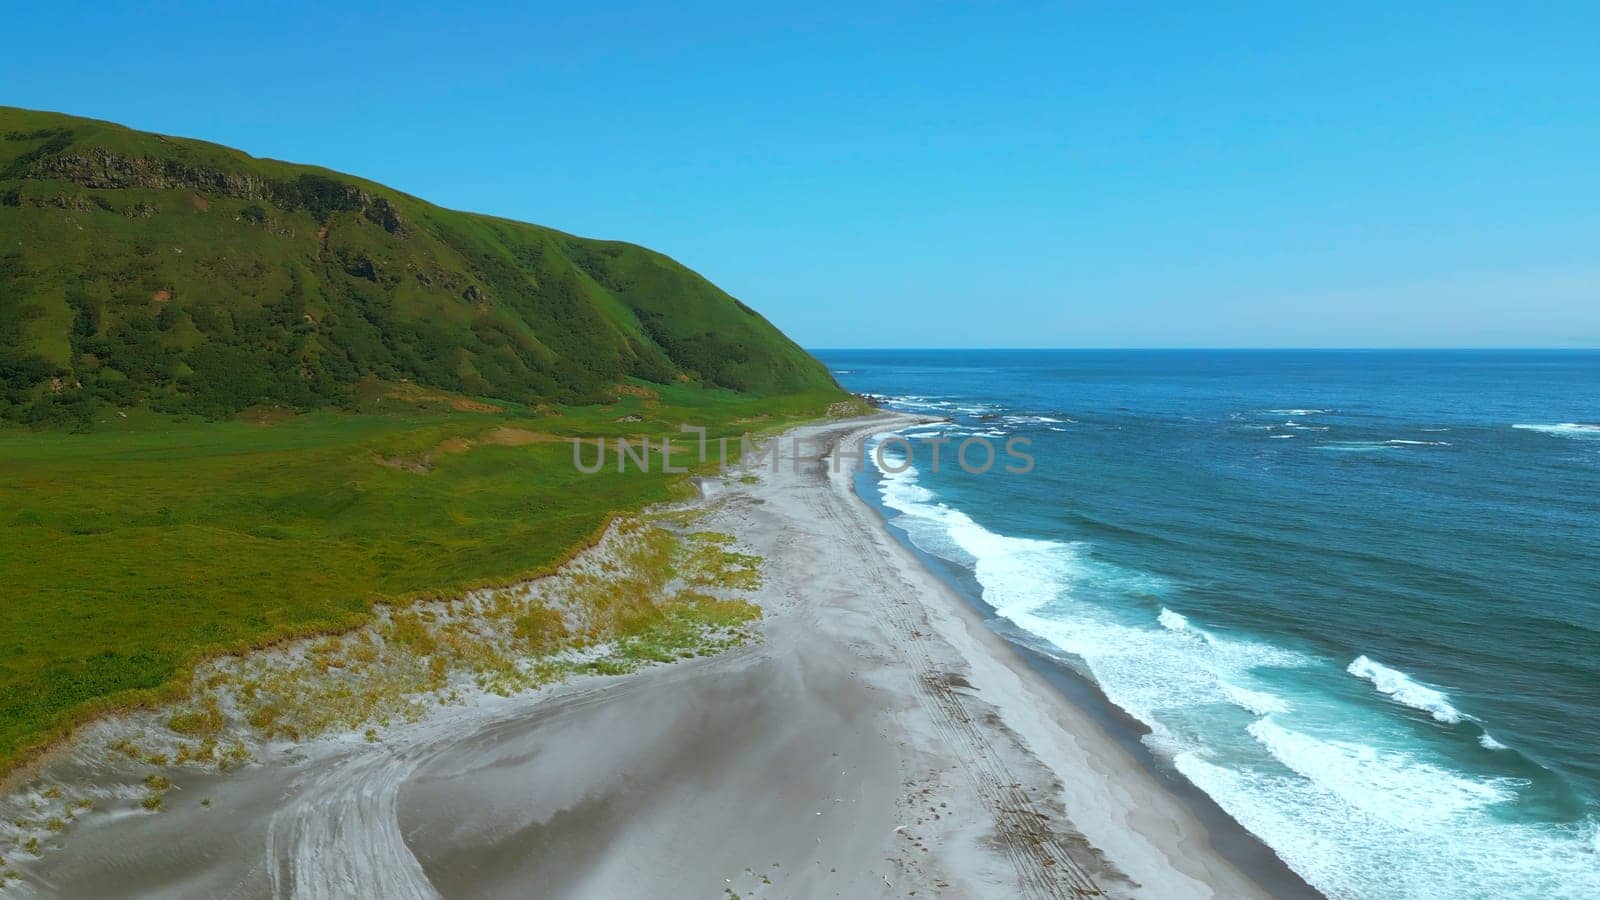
top-left (12, 414), bottom-right (1308, 898)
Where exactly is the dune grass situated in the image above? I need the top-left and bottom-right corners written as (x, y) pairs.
top-left (0, 507), bottom-right (772, 877)
top-left (0, 385), bottom-right (845, 775)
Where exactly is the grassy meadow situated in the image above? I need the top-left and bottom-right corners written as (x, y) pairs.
top-left (0, 105), bottom-right (855, 778)
top-left (0, 385), bottom-right (846, 774)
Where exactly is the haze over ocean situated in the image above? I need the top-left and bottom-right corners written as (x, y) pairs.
top-left (822, 349), bottom-right (1600, 899)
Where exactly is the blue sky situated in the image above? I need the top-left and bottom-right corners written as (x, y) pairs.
top-left (5, 2), bottom-right (1597, 348)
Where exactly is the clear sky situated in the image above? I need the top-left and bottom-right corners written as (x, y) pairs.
top-left (5, 2), bottom-right (1597, 348)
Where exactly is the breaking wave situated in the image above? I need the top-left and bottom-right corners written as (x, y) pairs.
top-left (1347, 655), bottom-right (1467, 724)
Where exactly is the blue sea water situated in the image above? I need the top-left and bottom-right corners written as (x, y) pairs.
top-left (815, 350), bottom-right (1600, 900)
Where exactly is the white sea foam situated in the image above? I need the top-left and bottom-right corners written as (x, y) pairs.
top-left (1249, 717), bottom-right (1513, 823)
top-left (874, 394), bottom-right (957, 413)
top-left (1347, 655), bottom-right (1466, 724)
top-left (1269, 434), bottom-right (1295, 439)
top-left (1000, 414), bottom-right (1070, 425)
top-left (1223, 682), bottom-right (1292, 716)
top-left (1269, 408), bottom-right (1330, 416)
top-left (1318, 442), bottom-right (1393, 452)
top-left (1321, 439), bottom-right (1449, 452)
top-left (873, 445), bottom-right (1309, 734)
top-left (1157, 607), bottom-right (1189, 631)
top-left (868, 445), bottom-right (1600, 899)
top-left (1480, 733), bottom-right (1508, 750)
top-left (1514, 423), bottom-right (1600, 438)
top-left (1176, 749), bottom-right (1600, 900)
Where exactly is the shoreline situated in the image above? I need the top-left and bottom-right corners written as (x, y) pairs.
top-left (813, 414), bottom-right (1314, 898)
top-left (10, 412), bottom-right (1307, 898)
top-left (847, 435), bottom-right (1322, 898)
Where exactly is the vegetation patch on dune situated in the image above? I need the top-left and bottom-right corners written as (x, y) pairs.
top-left (196, 518), bottom-right (762, 746)
top-left (0, 511), bottom-right (764, 873)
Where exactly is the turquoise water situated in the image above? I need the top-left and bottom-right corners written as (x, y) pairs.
top-left (817, 350), bottom-right (1600, 900)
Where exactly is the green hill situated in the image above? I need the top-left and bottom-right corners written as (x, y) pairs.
top-left (0, 108), bottom-right (853, 776)
top-left (0, 107), bottom-right (836, 425)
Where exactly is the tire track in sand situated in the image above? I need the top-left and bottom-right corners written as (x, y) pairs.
top-left (810, 425), bottom-right (1105, 899)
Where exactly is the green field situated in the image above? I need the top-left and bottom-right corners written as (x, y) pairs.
top-left (0, 386), bottom-right (846, 773)
top-left (0, 106), bottom-right (853, 775)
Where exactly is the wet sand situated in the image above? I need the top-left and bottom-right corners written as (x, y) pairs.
top-left (15, 414), bottom-right (1297, 898)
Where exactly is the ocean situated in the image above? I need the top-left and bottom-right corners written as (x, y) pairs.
top-left (816, 349), bottom-right (1600, 900)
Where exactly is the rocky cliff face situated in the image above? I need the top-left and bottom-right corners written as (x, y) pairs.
top-left (22, 144), bottom-right (408, 233)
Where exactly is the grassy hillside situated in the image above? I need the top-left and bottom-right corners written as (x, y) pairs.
top-left (0, 107), bottom-right (855, 775)
top-left (0, 107), bottom-right (836, 425)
